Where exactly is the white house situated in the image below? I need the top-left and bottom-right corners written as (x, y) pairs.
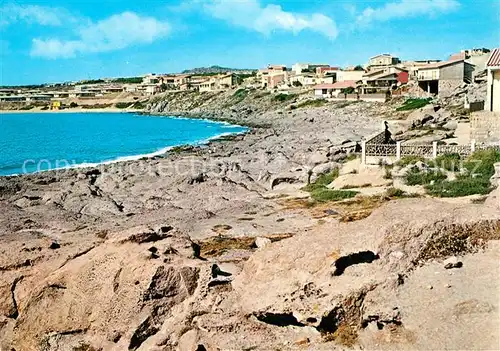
top-left (337, 70), bottom-right (365, 82)
top-left (485, 48), bottom-right (500, 112)
top-left (290, 73), bottom-right (317, 86)
top-left (313, 80), bottom-right (358, 98)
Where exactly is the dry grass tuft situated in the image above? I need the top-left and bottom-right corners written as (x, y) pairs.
top-left (200, 236), bottom-right (256, 258)
top-left (418, 219), bottom-right (500, 261)
top-left (332, 324), bottom-right (358, 347)
top-left (199, 233), bottom-right (294, 258)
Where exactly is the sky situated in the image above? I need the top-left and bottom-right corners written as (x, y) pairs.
top-left (0, 0), bottom-right (498, 86)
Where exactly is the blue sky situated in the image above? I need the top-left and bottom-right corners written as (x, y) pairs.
top-left (0, 0), bottom-right (498, 85)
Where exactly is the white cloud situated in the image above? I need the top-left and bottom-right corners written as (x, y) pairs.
top-left (0, 3), bottom-right (71, 27)
top-left (202, 0), bottom-right (338, 39)
top-left (356, 0), bottom-right (460, 25)
top-left (30, 12), bottom-right (171, 59)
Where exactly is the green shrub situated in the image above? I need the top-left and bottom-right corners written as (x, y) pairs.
top-left (396, 98), bottom-right (432, 111)
top-left (384, 167), bottom-right (393, 179)
top-left (303, 169), bottom-right (339, 192)
top-left (341, 87), bottom-right (355, 94)
top-left (426, 177), bottom-right (493, 197)
top-left (310, 188), bottom-right (358, 202)
top-left (344, 153), bottom-right (358, 162)
top-left (432, 153), bottom-right (462, 171)
top-left (425, 149), bottom-right (500, 197)
top-left (132, 101), bottom-right (146, 109)
top-left (112, 77), bottom-right (143, 84)
top-left (69, 102), bottom-right (78, 108)
top-left (232, 88), bottom-right (249, 103)
top-left (404, 169), bottom-right (447, 186)
top-left (462, 149), bottom-right (500, 179)
top-left (386, 187), bottom-right (405, 198)
top-left (115, 102), bottom-right (132, 109)
top-left (396, 155), bottom-right (425, 167)
top-left (273, 93), bottom-right (296, 102)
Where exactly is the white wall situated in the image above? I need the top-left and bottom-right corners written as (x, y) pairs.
top-left (337, 71), bottom-right (364, 82)
top-left (485, 67), bottom-right (500, 112)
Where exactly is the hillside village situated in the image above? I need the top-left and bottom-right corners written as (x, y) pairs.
top-left (1, 47), bottom-right (498, 114)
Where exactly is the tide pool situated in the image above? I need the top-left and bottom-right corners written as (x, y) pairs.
top-left (0, 112), bottom-right (247, 176)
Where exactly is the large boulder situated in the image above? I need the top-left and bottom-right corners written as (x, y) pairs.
top-left (233, 199), bottom-right (500, 349)
top-left (1, 228), bottom-right (202, 351)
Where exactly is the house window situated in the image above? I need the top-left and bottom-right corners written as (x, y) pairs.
top-left (322, 89), bottom-right (327, 95)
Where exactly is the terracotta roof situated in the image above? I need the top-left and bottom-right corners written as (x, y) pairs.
top-left (449, 52), bottom-right (466, 61)
top-left (487, 48), bottom-right (500, 66)
top-left (418, 59), bottom-right (464, 70)
top-left (313, 80), bottom-right (358, 89)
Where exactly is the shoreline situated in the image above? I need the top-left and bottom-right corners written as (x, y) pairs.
top-left (0, 107), bottom-right (142, 114)
top-left (0, 112), bottom-right (250, 178)
top-left (0, 107), bottom-right (267, 128)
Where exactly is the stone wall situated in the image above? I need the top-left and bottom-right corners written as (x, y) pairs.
top-left (440, 62), bottom-right (464, 80)
top-left (470, 111), bottom-right (500, 143)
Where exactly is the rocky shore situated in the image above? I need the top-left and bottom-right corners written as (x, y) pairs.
top-left (0, 89), bottom-right (498, 350)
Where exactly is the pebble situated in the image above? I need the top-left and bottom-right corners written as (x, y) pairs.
top-left (255, 237), bottom-right (272, 249)
top-left (427, 285), bottom-right (433, 290)
top-left (443, 256), bottom-right (463, 269)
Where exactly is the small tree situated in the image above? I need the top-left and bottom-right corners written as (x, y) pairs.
top-left (342, 87), bottom-right (355, 94)
top-left (292, 81), bottom-right (303, 87)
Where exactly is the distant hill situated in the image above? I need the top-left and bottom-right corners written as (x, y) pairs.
top-left (182, 65), bottom-right (256, 75)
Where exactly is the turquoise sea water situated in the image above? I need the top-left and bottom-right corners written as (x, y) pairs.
top-left (0, 112), bottom-right (247, 176)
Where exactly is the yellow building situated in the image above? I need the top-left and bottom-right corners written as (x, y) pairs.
top-left (52, 101), bottom-right (61, 110)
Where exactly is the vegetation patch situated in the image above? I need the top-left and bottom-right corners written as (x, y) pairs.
top-left (254, 91), bottom-right (271, 99)
top-left (426, 176), bottom-right (493, 197)
top-left (417, 219), bottom-right (500, 262)
top-left (396, 155), bottom-right (425, 167)
top-left (232, 88), bottom-right (249, 102)
top-left (344, 154), bottom-right (358, 162)
top-left (401, 150), bottom-right (500, 197)
top-left (199, 233), bottom-right (293, 258)
top-left (131, 101), bottom-right (146, 109)
top-left (112, 76), bottom-right (143, 84)
top-left (115, 102), bottom-right (133, 109)
top-left (404, 169), bottom-right (447, 186)
top-left (427, 149), bottom-right (500, 197)
top-left (310, 188), bottom-right (358, 202)
top-left (272, 93), bottom-right (297, 103)
top-left (303, 169), bottom-right (339, 192)
top-left (432, 153), bottom-right (462, 171)
top-left (296, 99), bottom-right (327, 108)
top-left (81, 103), bottom-right (113, 109)
top-left (199, 236), bottom-right (256, 257)
top-left (168, 145), bottom-right (194, 154)
top-left (396, 98), bottom-right (432, 111)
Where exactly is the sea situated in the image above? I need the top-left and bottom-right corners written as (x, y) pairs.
top-left (0, 112), bottom-right (247, 176)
